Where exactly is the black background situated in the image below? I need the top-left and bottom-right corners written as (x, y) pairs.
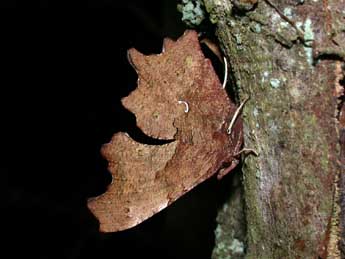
top-left (1, 1), bottom-right (238, 258)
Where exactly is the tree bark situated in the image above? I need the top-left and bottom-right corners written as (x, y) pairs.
top-left (202, 0), bottom-right (345, 258)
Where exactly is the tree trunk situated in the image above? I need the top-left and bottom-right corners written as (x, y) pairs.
top-left (202, 0), bottom-right (345, 258)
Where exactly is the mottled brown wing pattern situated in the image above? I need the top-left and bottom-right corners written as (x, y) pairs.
top-left (87, 30), bottom-right (243, 232)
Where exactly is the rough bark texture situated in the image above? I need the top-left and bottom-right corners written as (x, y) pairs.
top-left (201, 0), bottom-right (345, 258)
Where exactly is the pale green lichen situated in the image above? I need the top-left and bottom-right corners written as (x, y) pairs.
top-left (177, 0), bottom-right (206, 27)
top-left (234, 34), bottom-right (242, 45)
top-left (229, 239), bottom-right (245, 254)
top-left (215, 225), bottom-right (223, 239)
top-left (255, 170), bottom-right (261, 179)
top-left (283, 7), bottom-right (293, 18)
top-left (253, 23), bottom-right (261, 33)
top-left (304, 18), bottom-right (314, 42)
top-left (228, 20), bottom-right (236, 27)
top-left (270, 78), bottom-right (281, 88)
top-left (261, 71), bottom-right (269, 85)
top-left (296, 18), bottom-right (314, 66)
top-left (271, 13), bottom-right (280, 24)
top-left (253, 107), bottom-right (259, 117)
top-left (279, 21), bottom-right (289, 28)
top-left (213, 234), bottom-right (245, 258)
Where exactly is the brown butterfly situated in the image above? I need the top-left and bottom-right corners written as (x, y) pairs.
top-left (87, 30), bottom-right (243, 232)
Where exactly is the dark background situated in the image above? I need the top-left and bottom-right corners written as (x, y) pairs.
top-left (1, 1), bottom-right (239, 258)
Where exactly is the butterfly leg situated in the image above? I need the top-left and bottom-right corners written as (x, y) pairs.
top-left (217, 148), bottom-right (258, 180)
top-left (227, 96), bottom-right (249, 135)
top-left (234, 148), bottom-right (258, 157)
top-left (217, 159), bottom-right (240, 180)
